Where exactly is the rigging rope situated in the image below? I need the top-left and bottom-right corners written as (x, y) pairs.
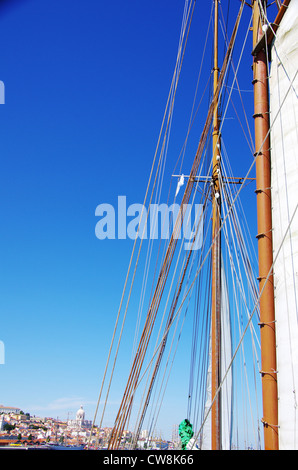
top-left (87, 0), bottom-right (196, 447)
top-left (107, 1), bottom-right (247, 449)
top-left (104, 0), bottom-right (199, 448)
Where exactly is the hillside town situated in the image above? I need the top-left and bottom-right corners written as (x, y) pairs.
top-left (0, 405), bottom-right (175, 449)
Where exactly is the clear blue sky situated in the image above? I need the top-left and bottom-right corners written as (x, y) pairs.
top-left (0, 0), bottom-right (274, 441)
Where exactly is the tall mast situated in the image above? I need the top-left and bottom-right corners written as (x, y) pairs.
top-left (211, 0), bottom-right (221, 450)
top-left (252, 0), bottom-right (279, 450)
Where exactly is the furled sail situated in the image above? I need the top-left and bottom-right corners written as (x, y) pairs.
top-left (269, 0), bottom-right (298, 450)
top-left (220, 264), bottom-right (233, 449)
top-left (200, 264), bottom-right (232, 449)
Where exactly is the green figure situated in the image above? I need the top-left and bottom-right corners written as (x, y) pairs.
top-left (179, 419), bottom-right (194, 450)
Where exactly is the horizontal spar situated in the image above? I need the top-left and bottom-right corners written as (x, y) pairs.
top-left (173, 174), bottom-right (256, 184)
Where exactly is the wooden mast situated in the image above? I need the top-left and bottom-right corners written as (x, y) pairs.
top-left (252, 0), bottom-right (279, 450)
top-left (211, 0), bottom-right (221, 450)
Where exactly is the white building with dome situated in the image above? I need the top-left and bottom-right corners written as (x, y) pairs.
top-left (76, 405), bottom-right (85, 426)
top-left (67, 405), bottom-right (92, 429)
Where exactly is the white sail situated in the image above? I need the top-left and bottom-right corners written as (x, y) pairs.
top-left (269, 0), bottom-right (298, 450)
top-left (200, 340), bottom-right (212, 449)
top-left (220, 265), bottom-right (233, 450)
top-left (200, 265), bottom-right (232, 449)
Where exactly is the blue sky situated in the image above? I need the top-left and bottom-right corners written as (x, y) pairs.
top-left (0, 0), bottom-right (274, 441)
top-left (0, 0), bottom-right (190, 424)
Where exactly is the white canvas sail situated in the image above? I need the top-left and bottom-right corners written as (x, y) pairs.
top-left (200, 339), bottom-right (212, 449)
top-left (269, 0), bottom-right (298, 450)
top-left (220, 265), bottom-right (233, 450)
top-left (200, 265), bottom-right (232, 449)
